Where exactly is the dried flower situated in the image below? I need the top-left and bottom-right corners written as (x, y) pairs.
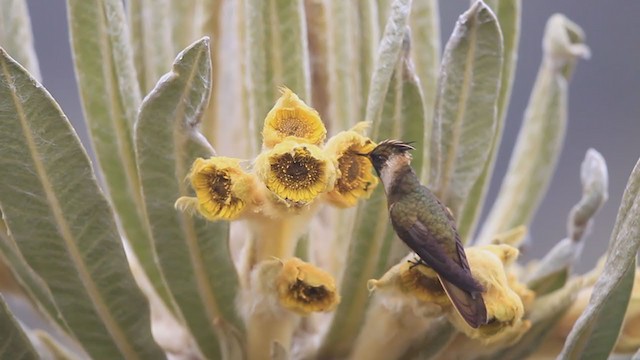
top-left (254, 140), bottom-right (336, 206)
top-left (448, 244), bottom-right (532, 345)
top-left (276, 258), bottom-right (340, 314)
top-left (175, 157), bottom-right (259, 221)
top-left (262, 87), bottom-right (327, 148)
top-left (324, 123), bottom-right (378, 208)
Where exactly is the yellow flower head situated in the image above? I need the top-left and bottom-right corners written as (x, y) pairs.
top-left (368, 254), bottom-right (448, 317)
top-left (276, 258), bottom-right (340, 314)
top-left (262, 87), bottom-right (327, 148)
top-left (449, 244), bottom-right (531, 345)
top-left (324, 123), bottom-right (379, 208)
top-left (175, 157), bottom-right (258, 221)
top-left (255, 140), bottom-right (336, 206)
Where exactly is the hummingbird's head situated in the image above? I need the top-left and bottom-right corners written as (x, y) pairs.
top-left (365, 139), bottom-right (415, 177)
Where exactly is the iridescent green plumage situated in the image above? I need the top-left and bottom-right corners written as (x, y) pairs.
top-left (368, 140), bottom-right (487, 328)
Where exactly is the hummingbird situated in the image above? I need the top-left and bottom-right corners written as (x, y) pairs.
top-left (365, 139), bottom-right (487, 328)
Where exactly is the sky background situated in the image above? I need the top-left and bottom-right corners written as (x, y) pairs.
top-left (22, 0), bottom-right (640, 272)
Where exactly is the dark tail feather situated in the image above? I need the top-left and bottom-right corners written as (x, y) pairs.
top-left (438, 275), bottom-right (487, 328)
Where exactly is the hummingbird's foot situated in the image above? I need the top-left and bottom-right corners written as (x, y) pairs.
top-left (407, 256), bottom-right (428, 270)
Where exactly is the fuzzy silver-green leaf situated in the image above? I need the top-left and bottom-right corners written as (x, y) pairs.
top-left (457, 0), bottom-right (520, 242)
top-left (319, 1), bottom-right (412, 355)
top-left (128, 0), bottom-right (174, 93)
top-left (526, 149), bottom-right (608, 295)
top-left (430, 0), bottom-right (503, 219)
top-left (0, 47), bottom-right (164, 359)
top-left (0, 0), bottom-right (40, 81)
top-left (559, 156), bottom-right (640, 359)
top-left (0, 294), bottom-right (38, 360)
top-left (135, 38), bottom-right (244, 359)
top-left (478, 14), bottom-right (590, 244)
top-left (66, 0), bottom-right (174, 311)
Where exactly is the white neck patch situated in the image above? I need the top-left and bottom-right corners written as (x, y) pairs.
top-left (379, 154), bottom-right (410, 194)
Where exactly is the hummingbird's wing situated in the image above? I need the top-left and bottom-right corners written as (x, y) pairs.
top-left (390, 200), bottom-right (487, 328)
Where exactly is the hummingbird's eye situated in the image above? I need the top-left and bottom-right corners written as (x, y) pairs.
top-left (370, 154), bottom-right (386, 168)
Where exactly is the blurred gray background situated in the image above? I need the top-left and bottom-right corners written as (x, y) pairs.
top-left (24, 1), bottom-right (639, 271)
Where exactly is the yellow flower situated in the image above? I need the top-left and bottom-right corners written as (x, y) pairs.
top-left (368, 254), bottom-right (448, 318)
top-left (254, 140), bottom-right (336, 206)
top-left (276, 258), bottom-right (340, 314)
top-left (324, 123), bottom-right (379, 208)
top-left (448, 244), bottom-right (531, 345)
top-left (262, 87), bottom-right (327, 148)
top-left (175, 157), bottom-right (259, 221)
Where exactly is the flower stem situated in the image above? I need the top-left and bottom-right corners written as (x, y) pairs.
top-left (247, 311), bottom-right (297, 360)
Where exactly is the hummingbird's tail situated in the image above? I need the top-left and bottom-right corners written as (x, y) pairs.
top-left (438, 275), bottom-right (487, 328)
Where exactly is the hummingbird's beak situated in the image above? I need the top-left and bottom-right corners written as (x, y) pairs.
top-left (351, 150), bottom-right (371, 158)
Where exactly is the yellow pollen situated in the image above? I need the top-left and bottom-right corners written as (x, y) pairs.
top-left (271, 150), bottom-right (322, 190)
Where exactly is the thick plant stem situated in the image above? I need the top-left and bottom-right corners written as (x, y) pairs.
top-left (247, 311), bottom-right (297, 360)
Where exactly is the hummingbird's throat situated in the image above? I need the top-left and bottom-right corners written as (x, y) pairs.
top-left (379, 154), bottom-right (411, 193)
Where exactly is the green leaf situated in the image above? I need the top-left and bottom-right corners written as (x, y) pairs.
top-left (0, 294), bottom-right (38, 360)
top-left (0, 0), bottom-right (41, 81)
top-left (380, 38), bottom-right (428, 267)
top-left (364, 0), bottom-right (412, 127)
top-left (400, 319), bottom-right (456, 360)
top-left (430, 1), bottom-right (503, 219)
top-left (457, 0), bottom-right (521, 242)
top-left (478, 14), bottom-right (590, 243)
top-left (135, 38), bottom-right (244, 359)
top-left (526, 149), bottom-right (608, 295)
top-left (318, 1), bottom-right (412, 356)
top-left (0, 229), bottom-right (69, 335)
top-left (325, 1), bottom-right (369, 130)
top-left (243, 0), bottom-right (311, 152)
top-left (489, 278), bottom-right (585, 359)
top-left (0, 47), bottom-right (165, 359)
top-left (30, 330), bottom-right (79, 360)
top-left (559, 156), bottom-right (640, 359)
top-left (128, 0), bottom-right (174, 94)
top-left (199, 0), bottom-right (224, 145)
top-left (66, 0), bottom-right (174, 312)
top-left (409, 0), bottom-right (439, 182)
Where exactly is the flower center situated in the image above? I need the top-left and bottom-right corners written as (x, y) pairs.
top-left (290, 279), bottom-right (329, 304)
top-left (275, 113), bottom-right (310, 138)
top-left (271, 149), bottom-right (322, 190)
top-left (336, 154), bottom-right (364, 193)
top-left (207, 170), bottom-right (232, 202)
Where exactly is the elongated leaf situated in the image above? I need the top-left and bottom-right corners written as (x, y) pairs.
top-left (66, 0), bottom-right (175, 311)
top-left (357, 1), bottom-right (381, 119)
top-left (30, 330), bottom-right (79, 360)
top-left (478, 14), bottom-right (590, 243)
top-left (135, 38), bottom-right (243, 359)
top-left (199, 0), bottom-right (224, 145)
top-left (401, 319), bottom-right (455, 360)
top-left (409, 0), bottom-right (439, 182)
top-left (560, 156), bottom-right (640, 359)
top-left (243, 0), bottom-right (310, 151)
top-left (0, 294), bottom-right (38, 360)
top-left (304, 0), bottom-right (330, 121)
top-left (430, 1), bottom-right (503, 219)
top-left (326, 0), bottom-right (363, 130)
top-left (457, 0), bottom-right (521, 242)
top-left (319, 2), bottom-right (412, 356)
top-left (128, 0), bottom-right (174, 93)
top-left (489, 278), bottom-right (585, 359)
top-left (526, 149), bottom-right (608, 295)
top-left (0, 0), bottom-right (40, 81)
top-left (381, 38), bottom-right (428, 268)
top-left (364, 0), bottom-right (412, 126)
top-left (0, 230), bottom-right (70, 334)
top-left (0, 47), bottom-right (164, 359)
